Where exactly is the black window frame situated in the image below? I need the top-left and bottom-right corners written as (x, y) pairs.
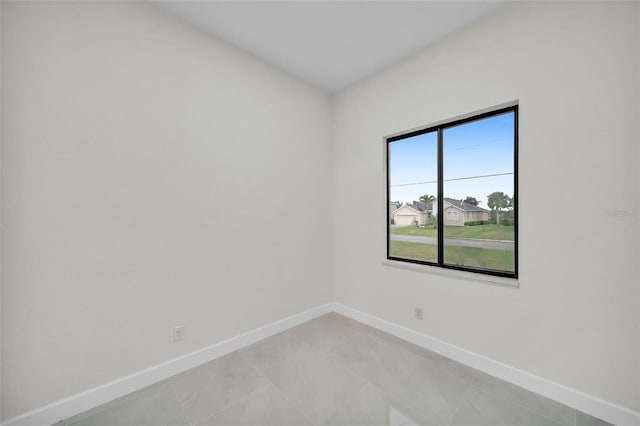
top-left (386, 105), bottom-right (518, 279)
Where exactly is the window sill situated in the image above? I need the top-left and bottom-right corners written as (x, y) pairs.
top-left (381, 259), bottom-right (519, 288)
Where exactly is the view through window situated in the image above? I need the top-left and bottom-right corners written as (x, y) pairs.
top-left (387, 106), bottom-right (517, 278)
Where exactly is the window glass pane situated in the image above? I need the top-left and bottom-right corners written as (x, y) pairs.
top-left (442, 112), bottom-right (515, 273)
top-left (388, 131), bottom-right (438, 263)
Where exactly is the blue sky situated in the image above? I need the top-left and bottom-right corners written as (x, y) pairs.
top-left (388, 111), bottom-right (514, 208)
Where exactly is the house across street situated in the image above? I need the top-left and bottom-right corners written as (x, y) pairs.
top-left (391, 198), bottom-right (490, 227)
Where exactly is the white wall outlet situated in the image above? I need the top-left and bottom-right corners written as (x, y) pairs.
top-left (414, 307), bottom-right (423, 320)
top-left (173, 325), bottom-right (185, 342)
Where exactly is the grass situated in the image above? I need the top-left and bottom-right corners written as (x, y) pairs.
top-left (390, 241), bottom-right (438, 263)
top-left (391, 224), bottom-right (514, 241)
top-left (389, 241), bottom-right (515, 272)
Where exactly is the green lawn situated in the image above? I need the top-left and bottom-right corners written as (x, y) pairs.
top-left (389, 241), bottom-right (514, 272)
top-left (390, 241), bottom-right (438, 263)
top-left (391, 224), bottom-right (514, 241)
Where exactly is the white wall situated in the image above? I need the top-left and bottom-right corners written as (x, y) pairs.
top-left (0, 1), bottom-right (332, 420)
top-left (333, 1), bottom-right (640, 413)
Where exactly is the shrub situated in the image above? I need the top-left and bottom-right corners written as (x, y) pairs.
top-left (464, 220), bottom-right (489, 226)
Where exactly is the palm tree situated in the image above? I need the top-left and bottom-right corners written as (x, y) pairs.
top-left (487, 192), bottom-right (511, 225)
top-left (419, 194), bottom-right (435, 203)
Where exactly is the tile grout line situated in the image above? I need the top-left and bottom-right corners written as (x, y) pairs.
top-left (469, 383), bottom-right (571, 426)
top-left (236, 349), bottom-right (318, 426)
top-left (445, 385), bottom-right (474, 426)
top-left (170, 361), bottom-right (274, 426)
top-left (432, 371), bottom-right (481, 426)
top-left (63, 380), bottom-right (182, 426)
top-left (306, 324), bottom-right (445, 425)
top-left (191, 385), bottom-right (274, 425)
top-left (285, 329), bottom-right (380, 423)
top-left (168, 378), bottom-right (195, 426)
top-left (473, 382), bottom-right (570, 426)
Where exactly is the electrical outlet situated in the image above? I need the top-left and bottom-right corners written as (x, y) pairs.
top-left (173, 325), bottom-right (185, 343)
top-left (414, 307), bottom-right (423, 320)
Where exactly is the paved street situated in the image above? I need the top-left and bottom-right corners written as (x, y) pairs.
top-left (390, 234), bottom-right (514, 251)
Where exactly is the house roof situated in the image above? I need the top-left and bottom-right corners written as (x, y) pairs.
top-left (392, 205), bottom-right (421, 215)
top-left (443, 198), bottom-right (489, 212)
top-left (410, 201), bottom-right (432, 212)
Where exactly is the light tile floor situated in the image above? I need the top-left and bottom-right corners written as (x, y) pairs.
top-left (59, 313), bottom-right (613, 426)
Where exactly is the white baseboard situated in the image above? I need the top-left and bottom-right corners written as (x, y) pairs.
top-left (4, 302), bottom-right (639, 426)
top-left (2, 303), bottom-right (333, 426)
top-left (332, 302), bottom-right (640, 426)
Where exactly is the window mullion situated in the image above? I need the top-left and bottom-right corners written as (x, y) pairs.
top-left (437, 127), bottom-right (444, 266)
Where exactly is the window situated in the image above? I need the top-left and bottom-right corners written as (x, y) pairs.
top-left (386, 105), bottom-right (518, 278)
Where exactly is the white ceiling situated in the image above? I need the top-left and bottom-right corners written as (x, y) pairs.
top-left (151, 1), bottom-right (507, 93)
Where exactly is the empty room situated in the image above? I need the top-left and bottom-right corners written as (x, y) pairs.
top-left (1, 1), bottom-right (639, 425)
